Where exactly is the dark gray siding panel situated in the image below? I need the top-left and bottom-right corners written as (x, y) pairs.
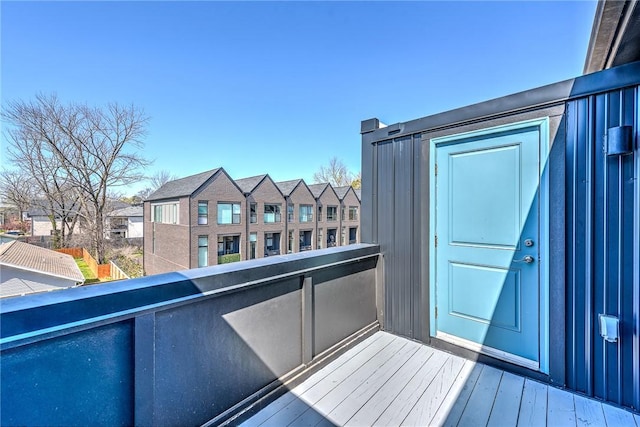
top-left (371, 135), bottom-right (423, 339)
top-left (393, 136), bottom-right (414, 336)
top-left (565, 86), bottom-right (640, 410)
top-left (376, 141), bottom-right (395, 331)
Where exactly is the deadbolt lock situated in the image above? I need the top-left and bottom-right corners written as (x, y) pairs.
top-left (524, 239), bottom-right (534, 247)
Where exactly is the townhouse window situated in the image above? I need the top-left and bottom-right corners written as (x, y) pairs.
top-left (299, 230), bottom-right (312, 251)
top-left (317, 206), bottom-right (323, 221)
top-left (327, 206), bottom-right (338, 221)
top-left (249, 232), bottom-right (257, 259)
top-left (218, 202), bottom-right (241, 224)
top-left (318, 228), bottom-right (323, 249)
top-left (327, 228), bottom-right (337, 247)
top-left (151, 201), bottom-right (179, 224)
top-left (349, 206), bottom-right (358, 221)
top-left (250, 203), bottom-right (257, 224)
top-left (341, 207), bottom-right (345, 221)
top-left (264, 204), bottom-right (281, 223)
top-left (299, 205), bottom-right (313, 222)
top-left (218, 235), bottom-right (241, 264)
top-left (288, 203), bottom-right (294, 222)
top-left (265, 232), bottom-right (281, 255)
top-left (198, 235), bottom-right (208, 267)
top-left (349, 227), bottom-right (358, 244)
top-left (218, 235), bottom-right (240, 255)
top-left (198, 201), bottom-right (208, 225)
top-left (288, 230), bottom-right (294, 253)
top-left (341, 227), bottom-right (346, 245)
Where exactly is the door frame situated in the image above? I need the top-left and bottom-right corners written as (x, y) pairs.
top-left (428, 117), bottom-right (550, 374)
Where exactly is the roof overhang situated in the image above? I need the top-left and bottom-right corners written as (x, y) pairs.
top-left (584, 0), bottom-right (640, 74)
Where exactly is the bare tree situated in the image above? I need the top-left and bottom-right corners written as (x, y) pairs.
top-left (2, 127), bottom-right (80, 248)
top-left (313, 157), bottom-right (360, 188)
top-left (0, 169), bottom-right (34, 217)
top-left (2, 94), bottom-right (150, 262)
top-left (149, 170), bottom-right (178, 191)
top-left (136, 169), bottom-right (178, 201)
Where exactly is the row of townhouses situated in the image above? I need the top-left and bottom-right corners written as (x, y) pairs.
top-left (143, 168), bottom-right (361, 276)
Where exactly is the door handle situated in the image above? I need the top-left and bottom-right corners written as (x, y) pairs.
top-left (513, 255), bottom-right (535, 264)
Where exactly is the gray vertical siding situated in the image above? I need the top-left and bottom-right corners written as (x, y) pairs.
top-left (366, 134), bottom-right (424, 339)
top-left (565, 86), bottom-right (640, 410)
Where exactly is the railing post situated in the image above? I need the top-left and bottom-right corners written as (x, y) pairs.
top-left (302, 276), bottom-right (313, 364)
top-left (135, 313), bottom-right (155, 426)
top-left (375, 254), bottom-right (385, 329)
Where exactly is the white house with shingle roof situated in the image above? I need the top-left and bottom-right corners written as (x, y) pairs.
top-left (0, 240), bottom-right (85, 298)
top-left (107, 205), bottom-right (144, 239)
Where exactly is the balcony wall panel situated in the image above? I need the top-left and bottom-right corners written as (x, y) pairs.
top-left (0, 244), bottom-right (380, 426)
top-left (313, 259), bottom-right (377, 355)
top-left (153, 278), bottom-right (302, 426)
top-left (1, 321), bottom-right (134, 426)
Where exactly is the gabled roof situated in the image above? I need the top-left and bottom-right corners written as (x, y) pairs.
top-left (354, 188), bottom-right (361, 201)
top-left (307, 183), bottom-right (330, 199)
top-left (1, 277), bottom-right (65, 299)
top-left (109, 205), bottom-right (143, 218)
top-left (27, 200), bottom-right (82, 217)
top-left (333, 186), bottom-right (354, 200)
top-left (146, 168), bottom-right (220, 201)
top-left (0, 241), bottom-right (85, 283)
top-left (235, 174), bottom-right (268, 194)
top-left (275, 179), bottom-right (303, 197)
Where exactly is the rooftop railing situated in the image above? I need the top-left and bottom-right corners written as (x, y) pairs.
top-left (0, 244), bottom-right (381, 427)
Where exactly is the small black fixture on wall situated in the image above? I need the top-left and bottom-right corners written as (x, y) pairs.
top-left (605, 125), bottom-right (633, 155)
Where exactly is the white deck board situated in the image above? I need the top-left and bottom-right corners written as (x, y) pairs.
top-left (242, 331), bottom-right (639, 427)
top-left (428, 359), bottom-right (478, 427)
top-left (602, 402), bottom-right (638, 426)
top-left (240, 333), bottom-right (386, 427)
top-left (325, 339), bottom-right (422, 425)
top-left (438, 362), bottom-right (484, 427)
top-left (302, 335), bottom-right (406, 414)
top-left (373, 349), bottom-right (451, 426)
top-left (487, 371), bottom-right (525, 427)
top-left (574, 393), bottom-right (606, 427)
top-left (516, 378), bottom-right (548, 427)
top-left (547, 386), bottom-right (576, 427)
top-left (401, 353), bottom-right (466, 426)
top-left (457, 364), bottom-right (502, 427)
top-left (344, 345), bottom-right (436, 426)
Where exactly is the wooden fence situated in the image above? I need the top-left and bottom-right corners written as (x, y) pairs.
top-left (56, 248), bottom-right (111, 279)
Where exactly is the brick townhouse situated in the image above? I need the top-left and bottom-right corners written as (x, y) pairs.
top-left (143, 168), bottom-right (361, 276)
top-left (275, 179), bottom-right (317, 254)
top-left (235, 174), bottom-right (285, 259)
top-left (334, 186), bottom-right (360, 245)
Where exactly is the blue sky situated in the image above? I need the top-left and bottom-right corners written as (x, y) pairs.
top-left (2, 1), bottom-right (597, 195)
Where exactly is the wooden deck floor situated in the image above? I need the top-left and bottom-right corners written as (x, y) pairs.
top-left (241, 332), bottom-right (640, 427)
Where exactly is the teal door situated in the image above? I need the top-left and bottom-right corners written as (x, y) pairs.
top-left (434, 124), bottom-right (541, 367)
